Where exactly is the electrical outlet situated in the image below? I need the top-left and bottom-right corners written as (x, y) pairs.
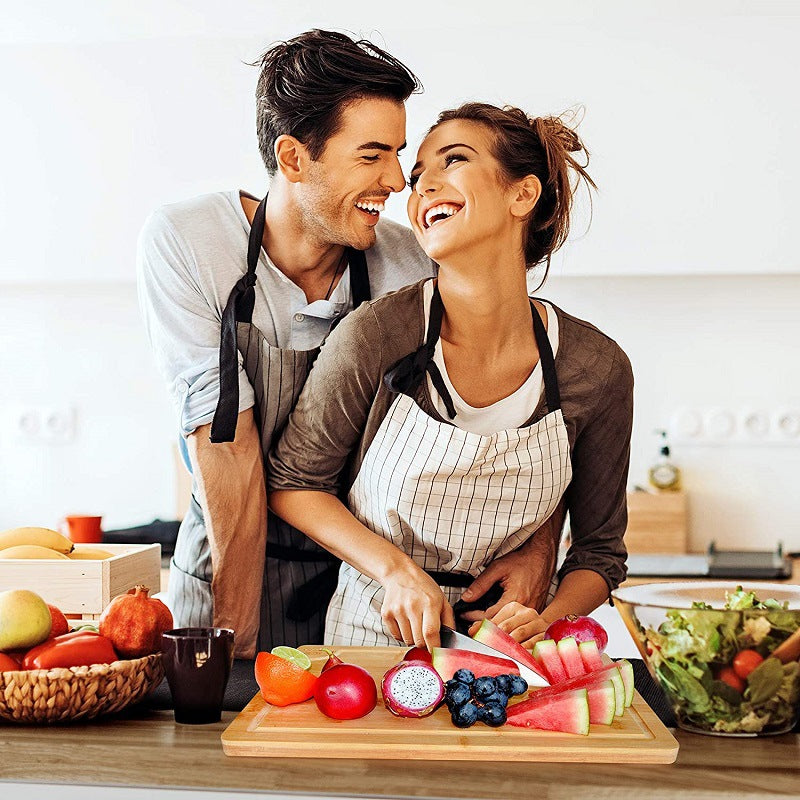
top-left (670, 406), bottom-right (800, 446)
top-left (2, 405), bottom-right (77, 444)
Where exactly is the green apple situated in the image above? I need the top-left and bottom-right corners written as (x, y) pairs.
top-left (0, 589), bottom-right (52, 650)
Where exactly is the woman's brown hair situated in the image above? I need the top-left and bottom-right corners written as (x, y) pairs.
top-left (433, 103), bottom-right (596, 280)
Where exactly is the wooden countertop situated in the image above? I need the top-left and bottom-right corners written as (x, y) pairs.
top-left (1, 707), bottom-right (798, 799)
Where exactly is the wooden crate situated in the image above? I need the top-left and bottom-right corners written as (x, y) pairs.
top-left (0, 543), bottom-right (161, 619)
top-left (625, 491), bottom-right (688, 554)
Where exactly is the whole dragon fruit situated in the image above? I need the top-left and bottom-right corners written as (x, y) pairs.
top-left (381, 659), bottom-right (445, 718)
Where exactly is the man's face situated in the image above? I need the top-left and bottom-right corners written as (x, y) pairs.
top-left (298, 97), bottom-right (407, 250)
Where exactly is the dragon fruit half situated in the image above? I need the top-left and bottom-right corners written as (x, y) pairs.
top-left (381, 659), bottom-right (445, 718)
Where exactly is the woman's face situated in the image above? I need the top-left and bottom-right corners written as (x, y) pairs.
top-left (407, 119), bottom-right (522, 263)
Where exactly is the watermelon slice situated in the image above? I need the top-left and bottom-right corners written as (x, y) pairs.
top-left (532, 639), bottom-right (568, 684)
top-left (523, 664), bottom-right (623, 721)
top-left (471, 619), bottom-right (549, 682)
top-left (556, 637), bottom-right (586, 678)
top-left (506, 688), bottom-right (590, 735)
top-left (602, 654), bottom-right (634, 707)
top-left (430, 647), bottom-right (519, 681)
top-left (578, 640), bottom-right (605, 672)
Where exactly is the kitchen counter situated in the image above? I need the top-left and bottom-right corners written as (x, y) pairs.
top-left (1, 707), bottom-right (798, 799)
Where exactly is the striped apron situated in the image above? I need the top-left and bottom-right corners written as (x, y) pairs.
top-left (167, 195), bottom-right (370, 650)
top-left (325, 284), bottom-right (572, 646)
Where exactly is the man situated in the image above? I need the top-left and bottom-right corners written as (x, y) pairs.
top-left (138, 29), bottom-right (561, 658)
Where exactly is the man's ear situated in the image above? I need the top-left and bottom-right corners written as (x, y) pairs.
top-left (509, 175), bottom-right (542, 219)
top-left (274, 135), bottom-right (308, 183)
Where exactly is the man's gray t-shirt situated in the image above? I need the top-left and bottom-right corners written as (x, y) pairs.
top-left (136, 190), bottom-right (434, 436)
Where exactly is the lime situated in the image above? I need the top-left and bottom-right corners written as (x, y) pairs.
top-left (270, 645), bottom-right (312, 671)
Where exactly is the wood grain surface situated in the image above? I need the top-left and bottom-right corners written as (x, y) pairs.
top-left (222, 646), bottom-right (678, 763)
top-left (1, 708), bottom-right (798, 799)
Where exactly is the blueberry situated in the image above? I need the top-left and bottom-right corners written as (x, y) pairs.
top-left (480, 702), bottom-right (507, 727)
top-left (453, 669), bottom-right (475, 685)
top-left (472, 676), bottom-right (498, 700)
top-left (494, 674), bottom-right (512, 695)
top-left (509, 675), bottom-right (529, 696)
top-left (451, 702), bottom-right (479, 728)
top-left (445, 682), bottom-right (472, 707)
top-left (481, 691), bottom-right (509, 708)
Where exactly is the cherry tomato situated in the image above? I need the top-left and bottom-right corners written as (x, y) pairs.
top-left (717, 665), bottom-right (746, 693)
top-left (732, 649), bottom-right (764, 679)
top-left (0, 652), bottom-right (21, 671)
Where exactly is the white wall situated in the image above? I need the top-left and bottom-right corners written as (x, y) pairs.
top-left (2, 274), bottom-right (798, 552)
top-left (1, 2), bottom-right (799, 550)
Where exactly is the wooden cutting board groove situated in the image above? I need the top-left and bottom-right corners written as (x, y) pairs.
top-left (221, 646), bottom-right (678, 763)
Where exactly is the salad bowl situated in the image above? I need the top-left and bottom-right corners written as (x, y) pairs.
top-left (611, 582), bottom-right (800, 736)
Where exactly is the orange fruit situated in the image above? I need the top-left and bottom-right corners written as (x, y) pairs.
top-left (254, 651), bottom-right (317, 706)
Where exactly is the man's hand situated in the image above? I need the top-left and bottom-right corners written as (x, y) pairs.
top-left (467, 601), bottom-right (549, 647)
top-left (459, 500), bottom-right (565, 624)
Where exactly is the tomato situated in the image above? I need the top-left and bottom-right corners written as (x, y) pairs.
top-left (717, 665), bottom-right (746, 693)
top-left (0, 652), bottom-right (21, 671)
top-left (732, 649), bottom-right (764, 680)
top-left (21, 631), bottom-right (118, 670)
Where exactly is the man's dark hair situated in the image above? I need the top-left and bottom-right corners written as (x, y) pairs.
top-left (253, 29), bottom-right (421, 174)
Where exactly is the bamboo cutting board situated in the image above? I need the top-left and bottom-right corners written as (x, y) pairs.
top-left (221, 646), bottom-right (679, 763)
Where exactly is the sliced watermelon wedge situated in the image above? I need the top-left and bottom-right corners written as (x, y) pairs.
top-left (430, 647), bottom-right (519, 681)
top-left (471, 618), bottom-right (549, 682)
top-left (578, 640), bottom-right (605, 672)
top-left (532, 639), bottom-right (568, 684)
top-left (602, 654), bottom-right (634, 707)
top-left (585, 679), bottom-right (616, 725)
top-left (522, 664), bottom-right (623, 720)
top-left (555, 636), bottom-right (586, 678)
top-left (506, 688), bottom-right (590, 735)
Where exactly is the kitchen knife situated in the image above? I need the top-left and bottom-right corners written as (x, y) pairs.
top-left (439, 625), bottom-right (549, 687)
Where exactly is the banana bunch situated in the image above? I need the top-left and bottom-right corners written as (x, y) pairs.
top-left (0, 527), bottom-right (114, 560)
top-left (0, 527), bottom-right (75, 559)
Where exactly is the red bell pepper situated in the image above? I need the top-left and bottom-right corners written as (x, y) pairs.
top-left (22, 630), bottom-right (118, 670)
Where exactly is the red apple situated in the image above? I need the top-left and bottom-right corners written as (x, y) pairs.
top-left (314, 663), bottom-right (377, 720)
top-left (321, 648), bottom-right (344, 672)
top-left (47, 604), bottom-right (69, 639)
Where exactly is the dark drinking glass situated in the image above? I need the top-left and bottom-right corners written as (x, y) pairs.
top-left (161, 627), bottom-right (234, 724)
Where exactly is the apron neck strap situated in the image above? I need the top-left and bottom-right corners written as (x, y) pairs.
top-left (385, 285), bottom-right (561, 421)
top-left (211, 196), bottom-right (373, 443)
top-left (530, 299), bottom-right (561, 413)
top-left (210, 195), bottom-right (266, 442)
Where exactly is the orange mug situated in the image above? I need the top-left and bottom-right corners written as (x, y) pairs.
top-left (63, 515), bottom-right (103, 544)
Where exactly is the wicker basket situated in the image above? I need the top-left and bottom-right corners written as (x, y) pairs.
top-left (0, 653), bottom-right (164, 724)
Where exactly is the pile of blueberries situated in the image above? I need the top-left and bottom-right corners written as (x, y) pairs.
top-left (445, 669), bottom-right (529, 728)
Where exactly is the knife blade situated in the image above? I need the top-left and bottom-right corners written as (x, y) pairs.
top-left (439, 625), bottom-right (549, 687)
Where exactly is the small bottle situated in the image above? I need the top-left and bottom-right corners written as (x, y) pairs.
top-left (648, 430), bottom-right (682, 492)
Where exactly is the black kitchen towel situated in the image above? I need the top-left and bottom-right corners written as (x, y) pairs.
top-left (142, 658), bottom-right (677, 724)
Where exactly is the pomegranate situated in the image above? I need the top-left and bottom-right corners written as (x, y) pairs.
top-left (402, 646), bottom-right (432, 664)
top-left (314, 663), bottom-right (377, 720)
top-left (544, 614), bottom-right (608, 652)
top-left (382, 659), bottom-right (444, 718)
top-left (99, 584), bottom-right (173, 658)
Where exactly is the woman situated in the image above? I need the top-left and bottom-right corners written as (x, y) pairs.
top-left (268, 103), bottom-right (632, 651)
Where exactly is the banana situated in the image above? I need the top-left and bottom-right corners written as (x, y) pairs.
top-left (67, 548), bottom-right (114, 560)
top-left (0, 545), bottom-right (70, 560)
top-left (0, 526), bottom-right (74, 555)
